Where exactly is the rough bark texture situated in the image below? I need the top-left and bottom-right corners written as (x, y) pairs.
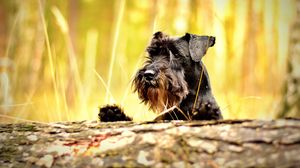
top-left (0, 119), bottom-right (300, 167)
top-left (277, 0), bottom-right (300, 118)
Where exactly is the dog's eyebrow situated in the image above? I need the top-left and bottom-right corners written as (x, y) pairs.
top-left (169, 50), bottom-right (175, 60)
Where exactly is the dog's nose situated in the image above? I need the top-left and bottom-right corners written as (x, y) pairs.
top-left (144, 70), bottom-right (155, 81)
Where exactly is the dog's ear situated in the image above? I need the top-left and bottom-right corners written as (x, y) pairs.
top-left (185, 33), bottom-right (215, 62)
top-left (147, 31), bottom-right (170, 56)
top-left (153, 31), bottom-right (164, 39)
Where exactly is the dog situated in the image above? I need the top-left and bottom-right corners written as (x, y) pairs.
top-left (99, 32), bottom-right (222, 122)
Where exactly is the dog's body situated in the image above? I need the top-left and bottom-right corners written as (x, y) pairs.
top-left (99, 32), bottom-right (222, 121)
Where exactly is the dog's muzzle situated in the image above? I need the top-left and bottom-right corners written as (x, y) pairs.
top-left (144, 69), bottom-right (157, 81)
top-left (144, 70), bottom-right (156, 81)
top-left (142, 69), bottom-right (159, 87)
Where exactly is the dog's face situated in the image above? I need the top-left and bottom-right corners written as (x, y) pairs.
top-left (133, 32), bottom-right (215, 113)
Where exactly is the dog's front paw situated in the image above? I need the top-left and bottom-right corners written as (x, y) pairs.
top-left (192, 101), bottom-right (223, 120)
top-left (98, 105), bottom-right (132, 122)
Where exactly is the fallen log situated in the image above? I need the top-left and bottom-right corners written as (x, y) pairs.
top-left (0, 119), bottom-right (300, 167)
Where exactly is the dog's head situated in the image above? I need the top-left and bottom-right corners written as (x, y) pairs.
top-left (133, 32), bottom-right (216, 113)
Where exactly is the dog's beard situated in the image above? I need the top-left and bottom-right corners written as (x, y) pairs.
top-left (146, 80), bottom-right (168, 112)
top-left (133, 70), bottom-right (188, 113)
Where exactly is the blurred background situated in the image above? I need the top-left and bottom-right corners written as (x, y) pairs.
top-left (0, 0), bottom-right (298, 123)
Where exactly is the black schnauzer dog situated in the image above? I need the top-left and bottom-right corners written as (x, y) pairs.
top-left (99, 32), bottom-right (222, 122)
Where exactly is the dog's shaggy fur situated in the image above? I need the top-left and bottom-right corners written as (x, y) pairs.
top-left (99, 32), bottom-right (222, 121)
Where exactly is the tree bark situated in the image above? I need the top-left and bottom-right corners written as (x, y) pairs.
top-left (0, 119), bottom-right (299, 167)
top-left (277, 0), bottom-right (300, 118)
